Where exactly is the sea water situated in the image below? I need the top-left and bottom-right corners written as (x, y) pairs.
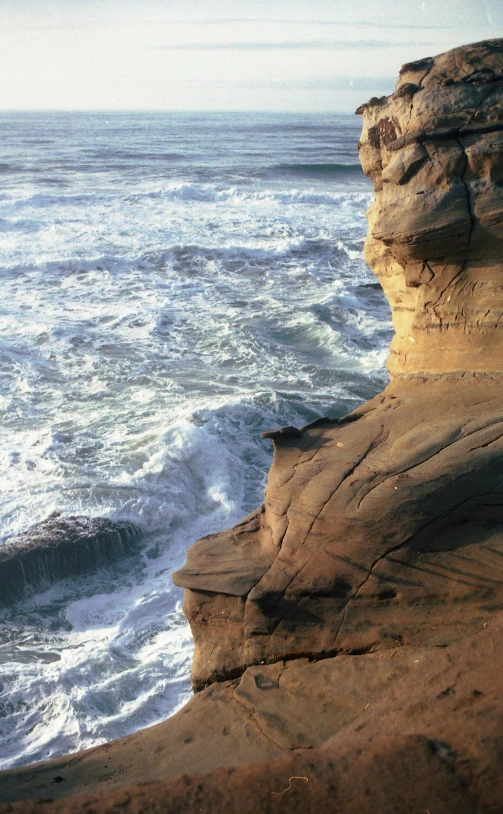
top-left (0, 111), bottom-right (392, 769)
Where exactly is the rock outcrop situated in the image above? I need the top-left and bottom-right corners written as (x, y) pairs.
top-left (172, 38), bottom-right (503, 694)
top-left (0, 513), bottom-right (142, 605)
top-left (175, 379), bottom-right (503, 691)
top-left (357, 38), bottom-right (503, 377)
top-left (2, 38), bottom-right (503, 814)
top-left (3, 613), bottom-right (503, 812)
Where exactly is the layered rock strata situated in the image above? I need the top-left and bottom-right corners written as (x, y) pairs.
top-left (357, 38), bottom-right (503, 377)
top-left (172, 38), bottom-right (503, 693)
top-left (2, 38), bottom-right (503, 814)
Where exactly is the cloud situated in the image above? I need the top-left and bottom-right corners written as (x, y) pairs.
top-left (153, 39), bottom-right (429, 51)
top-left (244, 76), bottom-right (397, 92)
top-left (113, 75), bottom-right (397, 95)
top-left (172, 17), bottom-right (456, 31)
top-left (169, 18), bottom-right (453, 29)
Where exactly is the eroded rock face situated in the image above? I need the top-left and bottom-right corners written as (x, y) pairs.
top-left (175, 378), bottom-right (503, 689)
top-left (357, 38), bottom-right (503, 377)
top-left (173, 39), bottom-right (503, 693)
top-left (3, 38), bottom-right (503, 814)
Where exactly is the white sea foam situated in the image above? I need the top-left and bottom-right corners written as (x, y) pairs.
top-left (123, 182), bottom-right (371, 208)
top-left (0, 111), bottom-right (391, 770)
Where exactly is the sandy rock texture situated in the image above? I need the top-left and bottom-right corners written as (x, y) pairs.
top-left (2, 614), bottom-right (503, 812)
top-left (175, 377), bottom-right (503, 691)
top-left (357, 38), bottom-right (503, 377)
top-left (2, 38), bottom-right (503, 814)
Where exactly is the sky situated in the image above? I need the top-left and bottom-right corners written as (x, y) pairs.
top-left (1, 0), bottom-right (502, 111)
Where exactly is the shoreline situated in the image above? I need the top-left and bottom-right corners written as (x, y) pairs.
top-left (3, 38), bottom-right (503, 813)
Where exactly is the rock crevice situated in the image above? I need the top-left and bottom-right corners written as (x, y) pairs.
top-left (173, 39), bottom-right (503, 694)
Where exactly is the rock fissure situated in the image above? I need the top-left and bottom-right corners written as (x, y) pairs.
top-left (273, 428), bottom-right (388, 563)
top-left (417, 60), bottom-right (434, 88)
top-left (469, 430), bottom-right (503, 450)
top-left (355, 417), bottom-right (503, 510)
top-left (333, 511), bottom-right (469, 646)
top-left (424, 265), bottom-right (464, 318)
top-left (231, 685), bottom-right (289, 752)
top-left (274, 431), bottom-right (327, 490)
top-left (388, 122), bottom-right (503, 152)
top-left (455, 133), bottom-right (476, 250)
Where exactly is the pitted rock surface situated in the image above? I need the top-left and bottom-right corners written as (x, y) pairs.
top-left (357, 38), bottom-right (503, 378)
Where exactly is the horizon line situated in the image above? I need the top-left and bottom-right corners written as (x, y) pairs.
top-left (0, 107), bottom-right (366, 114)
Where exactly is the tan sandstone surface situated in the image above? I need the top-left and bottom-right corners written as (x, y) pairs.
top-left (1, 38), bottom-right (503, 814)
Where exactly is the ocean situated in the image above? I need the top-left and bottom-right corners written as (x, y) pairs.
top-left (0, 111), bottom-right (391, 769)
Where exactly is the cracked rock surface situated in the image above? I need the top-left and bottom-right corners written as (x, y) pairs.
top-left (2, 38), bottom-right (503, 814)
top-left (357, 38), bottom-right (503, 377)
top-left (175, 378), bottom-right (503, 691)
top-left (172, 38), bottom-right (503, 694)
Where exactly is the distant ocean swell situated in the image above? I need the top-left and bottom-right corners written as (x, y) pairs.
top-left (274, 161), bottom-right (363, 174)
top-left (0, 160), bottom-right (363, 176)
top-left (1, 183), bottom-right (368, 213)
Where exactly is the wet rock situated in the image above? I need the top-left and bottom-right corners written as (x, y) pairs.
top-left (0, 513), bottom-right (142, 606)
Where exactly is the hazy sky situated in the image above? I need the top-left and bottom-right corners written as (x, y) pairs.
top-left (1, 0), bottom-right (502, 111)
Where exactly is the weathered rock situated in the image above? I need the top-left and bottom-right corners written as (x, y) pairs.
top-left (173, 38), bottom-right (503, 693)
top-left (0, 513), bottom-right (142, 605)
top-left (175, 377), bottom-right (503, 689)
top-left (3, 613), bottom-right (503, 812)
top-left (357, 38), bottom-right (503, 378)
top-left (3, 37), bottom-right (503, 814)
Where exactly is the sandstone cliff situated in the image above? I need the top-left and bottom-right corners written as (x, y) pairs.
top-left (358, 38), bottom-right (503, 377)
top-left (2, 39), bottom-right (503, 814)
top-left (173, 39), bottom-right (503, 693)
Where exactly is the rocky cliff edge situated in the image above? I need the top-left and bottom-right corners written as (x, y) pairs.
top-left (2, 39), bottom-right (503, 814)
